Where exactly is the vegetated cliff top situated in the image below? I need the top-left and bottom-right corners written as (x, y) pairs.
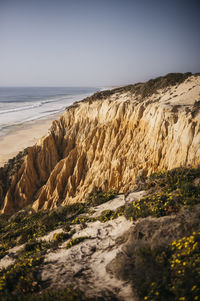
top-left (80, 72), bottom-right (196, 104)
top-left (0, 72), bottom-right (200, 216)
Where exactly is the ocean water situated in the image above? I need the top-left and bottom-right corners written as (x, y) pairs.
top-left (0, 87), bottom-right (98, 137)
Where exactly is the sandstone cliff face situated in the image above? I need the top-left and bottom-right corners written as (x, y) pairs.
top-left (1, 73), bottom-right (200, 214)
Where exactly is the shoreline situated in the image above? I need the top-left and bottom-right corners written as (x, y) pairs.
top-left (0, 90), bottom-right (99, 168)
top-left (0, 114), bottom-right (60, 167)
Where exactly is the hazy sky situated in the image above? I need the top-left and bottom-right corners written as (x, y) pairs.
top-left (0, 0), bottom-right (200, 87)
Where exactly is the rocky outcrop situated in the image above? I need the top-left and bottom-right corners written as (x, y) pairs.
top-left (1, 73), bottom-right (200, 215)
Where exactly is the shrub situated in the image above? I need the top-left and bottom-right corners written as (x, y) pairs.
top-left (0, 255), bottom-right (43, 295)
top-left (132, 232), bottom-right (200, 301)
top-left (98, 206), bottom-right (125, 223)
top-left (124, 168), bottom-right (200, 221)
top-left (98, 210), bottom-right (113, 223)
top-left (169, 232), bottom-right (200, 301)
top-left (52, 232), bottom-right (69, 242)
top-left (87, 188), bottom-right (117, 206)
top-left (125, 192), bottom-right (180, 220)
top-left (147, 167), bottom-right (200, 192)
top-left (65, 236), bottom-right (91, 249)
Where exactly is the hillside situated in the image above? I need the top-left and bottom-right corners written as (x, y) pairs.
top-left (0, 72), bottom-right (200, 215)
top-left (0, 167), bottom-right (200, 300)
top-left (0, 72), bottom-right (200, 300)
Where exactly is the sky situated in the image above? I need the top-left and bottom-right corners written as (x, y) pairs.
top-left (0, 0), bottom-right (200, 87)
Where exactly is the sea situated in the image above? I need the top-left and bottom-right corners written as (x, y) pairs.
top-left (0, 87), bottom-right (99, 137)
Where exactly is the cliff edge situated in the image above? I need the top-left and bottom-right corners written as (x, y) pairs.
top-left (0, 72), bottom-right (200, 215)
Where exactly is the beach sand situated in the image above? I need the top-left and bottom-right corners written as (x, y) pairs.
top-left (0, 117), bottom-right (58, 167)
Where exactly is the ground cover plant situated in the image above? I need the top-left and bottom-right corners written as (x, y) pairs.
top-left (0, 240), bottom-right (46, 297)
top-left (87, 188), bottom-right (117, 206)
top-left (133, 231), bottom-right (200, 301)
top-left (65, 236), bottom-right (91, 249)
top-left (0, 189), bottom-right (117, 299)
top-left (81, 72), bottom-right (192, 104)
top-left (125, 167), bottom-right (200, 220)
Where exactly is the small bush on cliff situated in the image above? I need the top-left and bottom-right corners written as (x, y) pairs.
top-left (125, 167), bottom-right (200, 220)
top-left (87, 188), bottom-right (117, 206)
top-left (98, 206), bottom-right (125, 223)
top-left (133, 231), bottom-right (200, 301)
top-left (0, 246), bottom-right (44, 296)
top-left (65, 236), bottom-right (91, 249)
top-left (146, 167), bottom-right (200, 192)
top-left (52, 231), bottom-right (69, 242)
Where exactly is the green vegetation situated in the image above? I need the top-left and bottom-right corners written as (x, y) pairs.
top-left (87, 188), bottom-right (117, 206)
top-left (0, 231), bottom-right (90, 299)
top-left (52, 231), bottom-right (69, 242)
top-left (0, 202), bottom-right (89, 258)
top-left (0, 189), bottom-right (117, 299)
top-left (133, 72), bottom-right (192, 98)
top-left (81, 72), bottom-right (192, 104)
top-left (1, 167), bottom-right (200, 300)
top-left (0, 240), bottom-right (47, 297)
top-left (66, 236), bottom-right (91, 249)
top-left (98, 206), bottom-right (125, 223)
top-left (0, 189), bottom-right (117, 259)
top-left (133, 231), bottom-right (200, 301)
top-left (125, 168), bottom-right (200, 220)
top-left (70, 206), bottom-right (125, 225)
top-left (71, 215), bottom-right (95, 224)
top-left (146, 167), bottom-right (200, 192)
top-left (0, 148), bottom-right (28, 202)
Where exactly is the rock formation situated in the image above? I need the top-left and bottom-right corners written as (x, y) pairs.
top-left (1, 72), bottom-right (200, 215)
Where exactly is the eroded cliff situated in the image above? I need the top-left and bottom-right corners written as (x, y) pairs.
top-left (1, 73), bottom-right (200, 215)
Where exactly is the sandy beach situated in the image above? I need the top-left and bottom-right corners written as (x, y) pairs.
top-left (0, 116), bottom-right (58, 167)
